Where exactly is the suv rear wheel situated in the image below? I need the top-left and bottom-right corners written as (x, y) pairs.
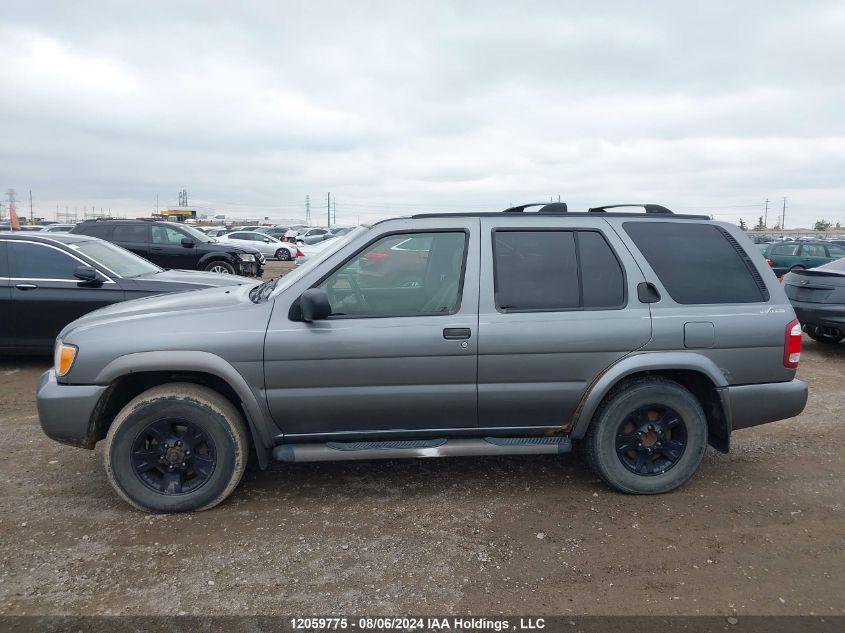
top-left (104, 383), bottom-right (249, 513)
top-left (586, 377), bottom-right (708, 494)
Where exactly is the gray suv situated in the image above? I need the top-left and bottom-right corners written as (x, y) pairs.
top-left (36, 203), bottom-right (808, 512)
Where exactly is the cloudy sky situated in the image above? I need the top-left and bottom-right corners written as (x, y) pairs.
top-left (2, 1), bottom-right (845, 227)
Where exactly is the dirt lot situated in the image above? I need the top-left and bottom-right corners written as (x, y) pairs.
top-left (0, 263), bottom-right (843, 616)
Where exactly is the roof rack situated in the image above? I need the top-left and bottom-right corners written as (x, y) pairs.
top-left (503, 202), bottom-right (568, 213)
top-left (588, 204), bottom-right (674, 214)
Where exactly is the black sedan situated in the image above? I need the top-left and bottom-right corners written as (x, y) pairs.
top-left (783, 257), bottom-right (845, 344)
top-left (0, 232), bottom-right (254, 352)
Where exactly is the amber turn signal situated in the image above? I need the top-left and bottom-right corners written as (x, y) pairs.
top-left (55, 343), bottom-right (78, 377)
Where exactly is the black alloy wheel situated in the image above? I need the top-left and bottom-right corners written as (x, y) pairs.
top-left (131, 418), bottom-right (217, 495)
top-left (614, 405), bottom-right (687, 476)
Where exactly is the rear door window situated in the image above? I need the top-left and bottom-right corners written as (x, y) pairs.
top-left (113, 224), bottom-right (149, 243)
top-left (75, 223), bottom-right (112, 239)
top-left (770, 243), bottom-right (800, 256)
top-left (492, 230), bottom-right (625, 311)
top-left (624, 222), bottom-right (768, 304)
top-left (800, 244), bottom-right (826, 257)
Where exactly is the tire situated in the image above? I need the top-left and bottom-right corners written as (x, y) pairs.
top-left (275, 248), bottom-right (291, 261)
top-left (104, 383), bottom-right (249, 513)
top-left (586, 377), bottom-right (708, 495)
top-left (789, 265), bottom-right (806, 272)
top-left (805, 326), bottom-right (844, 344)
top-left (204, 260), bottom-right (235, 275)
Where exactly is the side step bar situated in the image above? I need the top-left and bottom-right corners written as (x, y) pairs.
top-left (272, 436), bottom-right (571, 463)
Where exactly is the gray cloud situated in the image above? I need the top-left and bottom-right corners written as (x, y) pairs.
top-left (2, 0), bottom-right (844, 226)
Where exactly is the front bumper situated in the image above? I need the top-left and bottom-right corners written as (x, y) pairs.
top-left (726, 379), bottom-right (808, 431)
top-left (36, 370), bottom-right (107, 448)
top-left (236, 260), bottom-right (263, 277)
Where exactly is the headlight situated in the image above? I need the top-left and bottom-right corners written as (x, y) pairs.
top-left (54, 342), bottom-right (78, 377)
top-left (237, 253), bottom-right (256, 262)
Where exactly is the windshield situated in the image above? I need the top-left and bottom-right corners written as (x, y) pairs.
top-left (250, 226), bottom-right (369, 302)
top-left (69, 240), bottom-right (163, 278)
top-left (180, 225), bottom-right (214, 242)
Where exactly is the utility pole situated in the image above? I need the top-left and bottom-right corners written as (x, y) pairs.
top-left (305, 195), bottom-right (311, 225)
top-left (782, 197), bottom-right (787, 230)
top-left (156, 194), bottom-right (159, 214)
top-left (327, 192), bottom-right (331, 227)
top-left (29, 190), bottom-right (33, 223)
top-left (332, 197), bottom-right (336, 225)
top-left (764, 198), bottom-right (769, 228)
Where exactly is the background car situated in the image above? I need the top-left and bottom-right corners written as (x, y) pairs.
top-left (296, 227), bottom-right (331, 244)
top-left (0, 231), bottom-right (252, 351)
top-left (41, 224), bottom-right (78, 233)
top-left (255, 226), bottom-right (289, 239)
top-left (782, 257), bottom-right (845, 344)
top-left (204, 228), bottom-right (232, 238)
top-left (763, 240), bottom-right (845, 276)
top-left (71, 219), bottom-right (264, 276)
top-left (217, 230), bottom-right (297, 260)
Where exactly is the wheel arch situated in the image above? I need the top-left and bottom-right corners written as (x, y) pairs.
top-left (570, 353), bottom-right (732, 452)
top-left (90, 351), bottom-right (274, 468)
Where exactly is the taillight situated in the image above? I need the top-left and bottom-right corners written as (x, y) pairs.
top-left (784, 319), bottom-right (802, 368)
top-left (766, 259), bottom-right (774, 266)
top-left (296, 248), bottom-right (304, 257)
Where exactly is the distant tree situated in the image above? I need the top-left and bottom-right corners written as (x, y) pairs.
top-left (772, 223), bottom-right (781, 231)
top-left (837, 221), bottom-right (842, 230)
top-left (753, 215), bottom-right (766, 231)
top-left (814, 219), bottom-right (832, 232)
top-left (738, 218), bottom-right (748, 231)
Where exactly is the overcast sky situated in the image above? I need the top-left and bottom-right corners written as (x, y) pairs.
top-left (2, 1), bottom-right (845, 227)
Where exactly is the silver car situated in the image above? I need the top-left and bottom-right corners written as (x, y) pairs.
top-left (36, 203), bottom-right (808, 512)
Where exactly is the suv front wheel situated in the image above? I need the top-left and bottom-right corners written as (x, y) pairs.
top-left (586, 377), bottom-right (708, 494)
top-left (104, 383), bottom-right (249, 513)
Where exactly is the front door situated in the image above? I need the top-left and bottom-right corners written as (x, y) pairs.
top-left (263, 219), bottom-right (479, 435)
top-left (477, 217), bottom-right (652, 429)
top-left (7, 240), bottom-right (124, 349)
top-left (0, 241), bottom-right (12, 349)
top-left (150, 225), bottom-right (196, 269)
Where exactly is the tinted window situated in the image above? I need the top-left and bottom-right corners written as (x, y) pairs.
top-left (494, 231), bottom-right (579, 310)
top-left (75, 223), bottom-right (112, 239)
top-left (9, 242), bottom-right (79, 279)
top-left (229, 232), bottom-right (250, 240)
top-left (624, 222), bottom-right (766, 304)
top-left (770, 243), bottom-right (799, 256)
top-left (152, 225), bottom-right (187, 245)
top-left (113, 224), bottom-right (149, 243)
top-left (578, 231), bottom-right (625, 308)
top-left (319, 231), bottom-right (467, 317)
top-left (827, 244), bottom-right (845, 258)
top-left (0, 241), bottom-right (7, 277)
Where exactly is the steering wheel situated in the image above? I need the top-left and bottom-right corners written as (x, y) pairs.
top-left (328, 273), bottom-right (370, 312)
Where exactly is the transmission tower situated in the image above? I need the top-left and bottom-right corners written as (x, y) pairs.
top-left (305, 195), bottom-right (312, 225)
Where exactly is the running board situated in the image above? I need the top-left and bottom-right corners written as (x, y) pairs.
top-left (272, 436), bottom-right (571, 463)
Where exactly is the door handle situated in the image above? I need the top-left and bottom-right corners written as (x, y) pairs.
top-left (15, 283), bottom-right (38, 290)
top-left (443, 327), bottom-right (471, 340)
top-left (151, 246), bottom-right (164, 251)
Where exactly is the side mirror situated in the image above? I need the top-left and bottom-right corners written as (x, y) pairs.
top-left (73, 265), bottom-right (100, 283)
top-left (181, 237), bottom-right (194, 248)
top-left (263, 238), bottom-right (272, 243)
top-left (300, 288), bottom-right (332, 322)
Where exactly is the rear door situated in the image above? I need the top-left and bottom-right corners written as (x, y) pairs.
top-left (8, 240), bottom-right (124, 349)
top-left (798, 243), bottom-right (829, 268)
top-left (477, 216), bottom-right (651, 429)
top-left (112, 223), bottom-right (151, 259)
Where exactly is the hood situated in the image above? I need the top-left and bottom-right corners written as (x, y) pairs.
top-left (60, 283), bottom-right (256, 339)
top-left (136, 268), bottom-right (255, 287)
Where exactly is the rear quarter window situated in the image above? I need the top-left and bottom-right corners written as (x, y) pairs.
top-left (624, 222), bottom-right (768, 304)
top-left (74, 223), bottom-right (113, 239)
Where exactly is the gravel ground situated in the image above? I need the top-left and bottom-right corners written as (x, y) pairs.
top-left (0, 262), bottom-right (843, 616)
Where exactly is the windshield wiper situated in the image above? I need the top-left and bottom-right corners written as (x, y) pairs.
top-left (250, 277), bottom-right (280, 303)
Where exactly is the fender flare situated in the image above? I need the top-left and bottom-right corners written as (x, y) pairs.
top-left (95, 350), bottom-right (274, 467)
top-left (569, 352), bottom-right (729, 439)
top-left (197, 252), bottom-right (237, 269)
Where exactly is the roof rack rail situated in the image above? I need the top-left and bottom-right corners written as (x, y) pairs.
top-left (502, 202), bottom-right (567, 213)
top-left (588, 204), bottom-right (674, 215)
